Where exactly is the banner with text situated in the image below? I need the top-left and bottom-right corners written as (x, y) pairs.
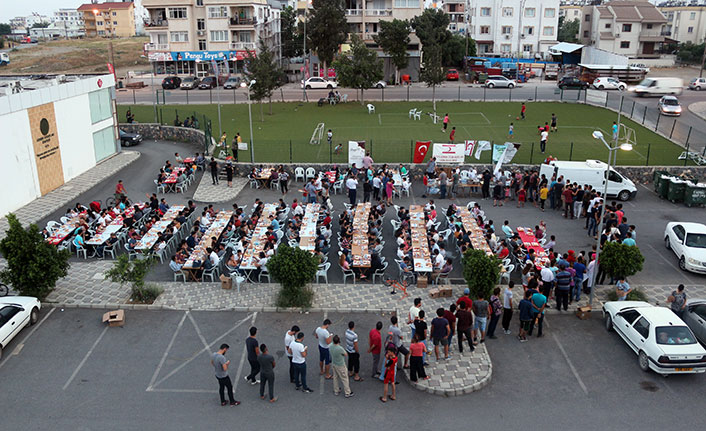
top-left (28, 102), bottom-right (64, 196)
top-left (348, 141), bottom-right (366, 168)
top-left (432, 143), bottom-right (465, 164)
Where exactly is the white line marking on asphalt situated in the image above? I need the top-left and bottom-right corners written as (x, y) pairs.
top-left (187, 311), bottom-right (211, 352)
top-left (147, 311), bottom-right (188, 392)
top-left (647, 243), bottom-right (696, 284)
top-left (12, 344), bottom-right (24, 356)
top-left (0, 308), bottom-right (55, 371)
top-left (63, 325), bottom-right (109, 390)
top-left (233, 312), bottom-right (257, 395)
top-left (150, 388), bottom-right (218, 394)
top-left (552, 333), bottom-right (589, 395)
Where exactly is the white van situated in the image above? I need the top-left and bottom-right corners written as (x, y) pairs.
top-left (632, 77), bottom-right (683, 96)
top-left (539, 159), bottom-right (637, 201)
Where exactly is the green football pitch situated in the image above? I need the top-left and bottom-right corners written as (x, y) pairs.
top-left (118, 101), bottom-right (688, 166)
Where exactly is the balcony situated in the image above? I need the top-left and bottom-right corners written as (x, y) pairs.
top-left (145, 43), bottom-right (169, 51)
top-left (365, 9), bottom-right (392, 17)
top-left (231, 41), bottom-right (255, 50)
top-left (145, 19), bottom-right (168, 29)
top-left (229, 17), bottom-right (256, 26)
top-left (346, 9), bottom-right (363, 16)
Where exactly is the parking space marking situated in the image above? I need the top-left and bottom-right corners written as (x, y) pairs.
top-left (647, 243), bottom-right (697, 284)
top-left (552, 332), bottom-right (589, 395)
top-left (232, 312), bottom-right (257, 395)
top-left (150, 388), bottom-right (217, 394)
top-left (147, 311), bottom-right (188, 392)
top-left (0, 308), bottom-right (55, 371)
top-left (63, 325), bottom-right (109, 390)
top-left (187, 311), bottom-right (211, 352)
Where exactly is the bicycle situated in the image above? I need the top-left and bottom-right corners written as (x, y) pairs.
top-left (106, 195), bottom-right (131, 209)
top-left (0, 283), bottom-right (9, 297)
top-left (383, 277), bottom-right (409, 300)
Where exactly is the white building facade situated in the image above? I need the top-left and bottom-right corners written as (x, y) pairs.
top-left (659, 4), bottom-right (706, 45)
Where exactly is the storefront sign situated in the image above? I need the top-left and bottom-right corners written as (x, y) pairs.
top-left (148, 50), bottom-right (255, 62)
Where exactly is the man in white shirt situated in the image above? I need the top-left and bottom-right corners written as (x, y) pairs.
top-left (372, 175), bottom-right (382, 201)
top-left (284, 325), bottom-right (300, 384)
top-left (288, 332), bottom-right (312, 392)
top-left (502, 284), bottom-right (514, 335)
top-left (540, 266), bottom-right (555, 294)
top-left (346, 175), bottom-right (358, 206)
top-left (434, 249), bottom-right (445, 270)
top-left (209, 247), bottom-right (220, 267)
top-left (540, 129), bottom-right (549, 153)
top-left (407, 297), bottom-right (422, 329)
top-left (315, 319), bottom-right (334, 379)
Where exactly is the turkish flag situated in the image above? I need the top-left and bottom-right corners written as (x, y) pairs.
top-left (414, 141), bottom-right (431, 163)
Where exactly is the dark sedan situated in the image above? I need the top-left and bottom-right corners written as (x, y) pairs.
top-left (161, 76), bottom-right (181, 89)
top-left (558, 76), bottom-right (589, 90)
top-left (198, 76), bottom-right (218, 89)
top-left (119, 129), bottom-right (142, 147)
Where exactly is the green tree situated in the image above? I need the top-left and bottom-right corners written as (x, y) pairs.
top-left (419, 43), bottom-right (446, 112)
top-left (267, 244), bottom-right (319, 308)
top-left (244, 39), bottom-right (284, 120)
top-left (332, 35), bottom-right (384, 105)
top-left (307, 0), bottom-right (347, 75)
top-left (280, 6), bottom-right (302, 59)
top-left (373, 19), bottom-right (410, 85)
top-left (105, 254), bottom-right (162, 303)
top-left (442, 33), bottom-right (467, 66)
top-left (411, 8), bottom-right (451, 48)
top-left (0, 23), bottom-right (11, 36)
top-left (462, 249), bottom-right (501, 300)
top-left (599, 242), bottom-right (644, 279)
top-left (30, 22), bottom-right (50, 29)
top-left (558, 16), bottom-right (580, 43)
top-left (677, 42), bottom-right (706, 65)
top-left (0, 214), bottom-right (70, 300)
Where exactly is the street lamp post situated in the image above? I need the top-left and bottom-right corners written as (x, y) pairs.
top-left (588, 130), bottom-right (633, 307)
top-left (241, 79), bottom-right (256, 163)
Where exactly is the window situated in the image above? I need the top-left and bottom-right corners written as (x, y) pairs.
top-left (208, 6), bottom-right (228, 18)
top-left (585, 14), bottom-right (591, 22)
top-left (620, 41), bottom-right (630, 49)
top-left (97, 21), bottom-right (103, 26)
top-left (583, 30), bottom-right (589, 38)
top-left (210, 30), bottom-right (228, 42)
top-left (197, 19), bottom-right (205, 31)
top-left (692, 304), bottom-right (706, 320)
top-left (523, 44), bottom-right (533, 52)
top-left (198, 39), bottom-right (207, 50)
top-left (574, 10), bottom-right (578, 16)
top-left (688, 26), bottom-right (694, 33)
top-left (480, 26), bottom-right (490, 34)
top-left (525, 8), bottom-right (535, 18)
top-left (673, 225), bottom-right (685, 241)
top-left (622, 23), bottom-right (632, 32)
top-left (170, 31), bottom-right (188, 42)
top-left (632, 317), bottom-right (650, 339)
top-left (197, 0), bottom-right (204, 5)
top-left (523, 26), bottom-right (534, 35)
top-left (239, 32), bottom-right (251, 42)
top-left (608, 170), bottom-right (622, 182)
top-left (502, 26), bottom-right (512, 34)
top-left (619, 309), bottom-right (641, 324)
top-left (605, 23), bottom-right (611, 29)
top-left (393, 0), bottom-right (420, 8)
top-left (92, 127), bottom-right (116, 163)
top-left (113, 21), bottom-right (118, 25)
top-left (501, 44), bottom-right (511, 52)
top-left (690, 12), bottom-right (696, 20)
top-left (168, 8), bottom-right (187, 19)
top-left (97, 30), bottom-right (105, 35)
top-left (112, 12), bottom-right (116, 16)
top-left (502, 7), bottom-right (513, 17)
top-left (0, 306), bottom-right (21, 326)
top-left (543, 26), bottom-right (554, 36)
top-left (480, 7), bottom-right (491, 16)
top-left (89, 89), bottom-right (112, 124)
top-left (545, 8), bottom-right (555, 18)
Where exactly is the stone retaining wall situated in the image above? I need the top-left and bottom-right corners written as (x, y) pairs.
top-left (120, 123), bottom-right (210, 151)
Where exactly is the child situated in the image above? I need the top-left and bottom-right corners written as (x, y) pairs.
top-left (551, 113), bottom-right (557, 132)
top-left (517, 187), bottom-right (526, 208)
top-left (508, 122), bottom-right (514, 137)
top-left (539, 184), bottom-right (549, 211)
top-left (518, 291), bottom-right (533, 343)
top-left (537, 125), bottom-right (544, 135)
top-left (544, 122), bottom-right (550, 133)
top-left (333, 142), bottom-right (343, 154)
top-left (380, 348), bottom-right (397, 402)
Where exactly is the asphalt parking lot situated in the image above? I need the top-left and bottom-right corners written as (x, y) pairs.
top-left (1, 308), bottom-right (705, 430)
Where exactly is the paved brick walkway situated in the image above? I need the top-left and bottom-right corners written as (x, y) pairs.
top-left (45, 260), bottom-right (131, 305)
top-left (191, 176), bottom-right (248, 203)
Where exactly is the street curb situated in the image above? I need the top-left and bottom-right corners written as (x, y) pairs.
top-left (46, 302), bottom-right (398, 315)
top-left (687, 101), bottom-right (706, 121)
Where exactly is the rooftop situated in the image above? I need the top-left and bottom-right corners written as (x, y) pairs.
top-left (77, 2), bottom-right (134, 11)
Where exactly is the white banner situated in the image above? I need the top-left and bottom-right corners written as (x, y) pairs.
top-left (464, 140), bottom-right (475, 156)
top-left (348, 141), bottom-right (366, 168)
top-left (474, 140), bottom-right (491, 160)
top-left (432, 143), bottom-right (465, 164)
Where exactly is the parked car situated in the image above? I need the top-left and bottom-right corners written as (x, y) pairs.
top-left (446, 69), bottom-right (459, 81)
top-left (223, 76), bottom-right (242, 89)
top-left (558, 76), bottom-right (588, 90)
top-left (603, 301), bottom-right (706, 375)
top-left (688, 77), bottom-right (705, 91)
top-left (301, 77), bottom-right (338, 89)
top-left (485, 75), bottom-right (516, 88)
top-left (198, 76), bottom-right (218, 89)
top-left (161, 76), bottom-right (181, 89)
top-left (664, 222), bottom-right (706, 274)
top-left (592, 77), bottom-right (627, 91)
top-left (180, 77), bottom-right (200, 90)
top-left (373, 80), bottom-right (386, 88)
top-left (0, 296), bottom-right (41, 360)
top-left (119, 129), bottom-right (143, 147)
top-left (681, 299), bottom-right (706, 345)
top-left (658, 95), bottom-right (682, 116)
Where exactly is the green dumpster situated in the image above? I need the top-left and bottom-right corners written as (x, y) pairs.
top-left (668, 178), bottom-right (687, 203)
top-left (684, 184), bottom-right (706, 207)
top-left (657, 175), bottom-right (671, 199)
top-left (653, 170), bottom-right (667, 192)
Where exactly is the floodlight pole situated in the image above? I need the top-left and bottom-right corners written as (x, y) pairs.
top-left (246, 84), bottom-right (255, 163)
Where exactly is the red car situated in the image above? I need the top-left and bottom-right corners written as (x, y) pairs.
top-left (446, 69), bottom-right (459, 81)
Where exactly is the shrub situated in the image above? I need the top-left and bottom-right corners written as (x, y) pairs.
top-left (606, 288), bottom-right (648, 302)
top-left (131, 282), bottom-right (163, 304)
top-left (267, 244), bottom-right (319, 308)
top-left (462, 248), bottom-right (501, 300)
top-left (0, 213), bottom-right (71, 300)
top-left (600, 242), bottom-right (644, 279)
top-left (105, 254), bottom-right (160, 304)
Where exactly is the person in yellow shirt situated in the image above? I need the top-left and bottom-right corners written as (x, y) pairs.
top-left (539, 185), bottom-right (549, 212)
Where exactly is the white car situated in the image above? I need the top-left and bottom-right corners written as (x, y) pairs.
top-left (0, 296), bottom-right (41, 359)
top-left (658, 95), bottom-right (682, 116)
top-left (664, 222), bottom-right (706, 274)
top-left (603, 301), bottom-right (706, 374)
top-left (301, 77), bottom-right (338, 89)
top-left (592, 77), bottom-right (627, 91)
top-left (485, 75), bottom-right (516, 88)
top-left (688, 77), bottom-right (705, 91)
top-left (372, 80), bottom-right (386, 89)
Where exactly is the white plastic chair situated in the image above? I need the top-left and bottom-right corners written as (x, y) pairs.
top-left (372, 261), bottom-right (388, 284)
top-left (402, 183), bottom-right (411, 197)
top-left (174, 269), bottom-right (187, 282)
top-left (295, 167), bottom-right (305, 182)
top-left (316, 262), bottom-right (331, 284)
top-left (367, 104), bottom-right (375, 114)
top-left (305, 167), bottom-right (316, 181)
top-left (390, 219), bottom-right (401, 231)
top-left (413, 109), bottom-right (421, 120)
top-left (259, 267), bottom-right (271, 283)
top-left (154, 180), bottom-right (166, 194)
top-left (342, 94), bottom-right (349, 103)
top-left (409, 108), bottom-right (416, 119)
top-left (332, 180), bottom-right (343, 194)
top-left (45, 221), bottom-right (61, 234)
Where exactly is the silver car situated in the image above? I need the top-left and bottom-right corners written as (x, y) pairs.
top-left (658, 95), bottom-right (682, 116)
top-left (689, 77), bottom-right (705, 91)
top-left (682, 299), bottom-right (706, 345)
top-left (485, 75), bottom-right (516, 89)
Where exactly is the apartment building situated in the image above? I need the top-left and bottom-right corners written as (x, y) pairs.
top-left (466, 0), bottom-right (560, 58)
top-left (142, 0), bottom-right (281, 76)
top-left (559, 5), bottom-right (583, 23)
top-left (78, 2), bottom-right (136, 38)
top-left (9, 13), bottom-right (52, 33)
top-left (659, 2), bottom-right (706, 44)
top-left (53, 9), bottom-right (85, 27)
top-left (580, 1), bottom-right (667, 58)
top-left (443, 0), bottom-right (466, 33)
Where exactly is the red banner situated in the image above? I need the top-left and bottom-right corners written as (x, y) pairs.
top-left (413, 141), bottom-right (431, 164)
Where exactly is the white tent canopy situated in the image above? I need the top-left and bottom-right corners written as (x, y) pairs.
top-left (549, 42), bottom-right (584, 54)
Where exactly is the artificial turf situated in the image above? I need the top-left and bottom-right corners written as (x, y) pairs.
top-left (118, 101), bottom-right (688, 166)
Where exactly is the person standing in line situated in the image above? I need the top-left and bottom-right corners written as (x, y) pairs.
top-left (225, 162), bottom-right (234, 188)
top-left (363, 178), bottom-right (372, 203)
top-left (386, 316), bottom-right (410, 370)
top-left (245, 327), bottom-right (260, 385)
top-left (520, 102), bottom-right (526, 120)
top-left (439, 169), bottom-right (448, 199)
top-left (346, 174), bottom-right (358, 206)
top-left (211, 343), bottom-right (241, 406)
top-left (540, 128), bottom-right (548, 153)
top-left (430, 308), bottom-right (450, 360)
top-left (284, 325), bottom-right (300, 383)
top-left (408, 335), bottom-right (429, 382)
top-left (315, 319), bottom-right (334, 379)
top-left (555, 264), bottom-right (572, 311)
top-left (372, 173), bottom-right (382, 201)
top-left (380, 348), bottom-right (397, 403)
top-left (472, 295), bottom-right (490, 344)
top-left (279, 168), bottom-right (289, 195)
top-left (442, 113), bottom-right (450, 132)
top-left (451, 168), bottom-right (460, 199)
top-left (209, 157), bottom-right (219, 185)
top-left (368, 321), bottom-right (383, 378)
top-left (455, 301), bottom-right (475, 353)
top-left (667, 284), bottom-right (687, 319)
top-left (330, 335), bottom-right (354, 398)
top-left (257, 344), bottom-right (277, 402)
top-left (413, 310), bottom-right (429, 365)
top-left (518, 291), bottom-right (533, 342)
top-left (345, 321), bottom-right (363, 382)
top-left (288, 332), bottom-right (313, 393)
top-left (551, 113), bottom-right (558, 132)
top-left (528, 289), bottom-right (547, 338)
top-left (487, 287), bottom-right (503, 339)
top-left (231, 135), bottom-right (238, 162)
top-left (443, 304), bottom-right (457, 351)
top-left (502, 281), bottom-right (514, 334)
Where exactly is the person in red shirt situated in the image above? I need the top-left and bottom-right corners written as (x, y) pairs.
top-left (368, 322), bottom-right (382, 378)
top-left (544, 122), bottom-right (550, 133)
top-left (456, 288), bottom-right (473, 311)
top-left (443, 305), bottom-right (457, 348)
top-left (562, 186), bottom-right (574, 219)
top-left (520, 102), bottom-right (526, 119)
top-left (408, 335), bottom-right (429, 382)
top-left (114, 180), bottom-right (126, 200)
top-left (449, 127), bottom-right (456, 143)
top-left (498, 245), bottom-right (510, 259)
top-left (380, 348), bottom-right (397, 402)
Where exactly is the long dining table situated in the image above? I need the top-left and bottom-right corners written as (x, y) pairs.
top-left (239, 203), bottom-right (278, 271)
top-left (182, 210), bottom-right (234, 279)
top-left (516, 226), bottom-right (550, 267)
top-left (351, 202), bottom-right (371, 268)
top-left (133, 205), bottom-right (185, 251)
top-left (458, 208), bottom-right (494, 256)
top-left (298, 203), bottom-right (320, 252)
top-left (408, 205), bottom-right (432, 273)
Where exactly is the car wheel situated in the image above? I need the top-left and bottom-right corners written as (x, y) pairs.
top-left (605, 314), bottom-right (613, 332)
top-left (638, 351), bottom-right (650, 372)
top-left (487, 83), bottom-right (494, 88)
top-left (327, 84), bottom-right (333, 89)
top-left (679, 256), bottom-right (687, 271)
top-left (665, 236), bottom-right (671, 250)
top-left (598, 85), bottom-right (604, 90)
top-left (619, 85), bottom-right (626, 91)
top-left (305, 85), bottom-right (311, 89)
top-left (508, 83), bottom-right (515, 89)
top-left (696, 86), bottom-right (702, 91)
top-left (618, 190), bottom-right (630, 201)
top-left (30, 307), bottom-right (39, 325)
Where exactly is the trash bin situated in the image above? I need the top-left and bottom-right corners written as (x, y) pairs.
top-left (653, 170), bottom-right (667, 192)
top-left (684, 184), bottom-right (706, 207)
top-left (668, 178), bottom-right (687, 203)
top-left (657, 175), bottom-right (671, 199)
top-left (478, 73), bottom-right (488, 84)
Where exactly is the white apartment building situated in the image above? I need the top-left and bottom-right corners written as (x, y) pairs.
top-left (580, 1), bottom-right (668, 58)
top-left (142, 0), bottom-right (281, 76)
top-left (466, 0), bottom-right (560, 58)
top-left (559, 5), bottom-right (583, 22)
top-left (659, 3), bottom-right (706, 44)
top-left (9, 13), bottom-right (52, 32)
top-left (53, 9), bottom-right (85, 27)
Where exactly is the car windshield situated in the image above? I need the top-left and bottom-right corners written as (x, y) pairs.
top-left (685, 233), bottom-right (706, 248)
top-left (656, 326), bottom-right (696, 345)
top-left (638, 78), bottom-right (653, 86)
top-left (663, 98), bottom-right (679, 106)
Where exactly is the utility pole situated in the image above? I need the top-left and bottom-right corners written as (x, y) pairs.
top-left (700, 40), bottom-right (706, 78)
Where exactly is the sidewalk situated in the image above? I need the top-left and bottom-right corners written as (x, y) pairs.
top-left (688, 101), bottom-right (706, 121)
